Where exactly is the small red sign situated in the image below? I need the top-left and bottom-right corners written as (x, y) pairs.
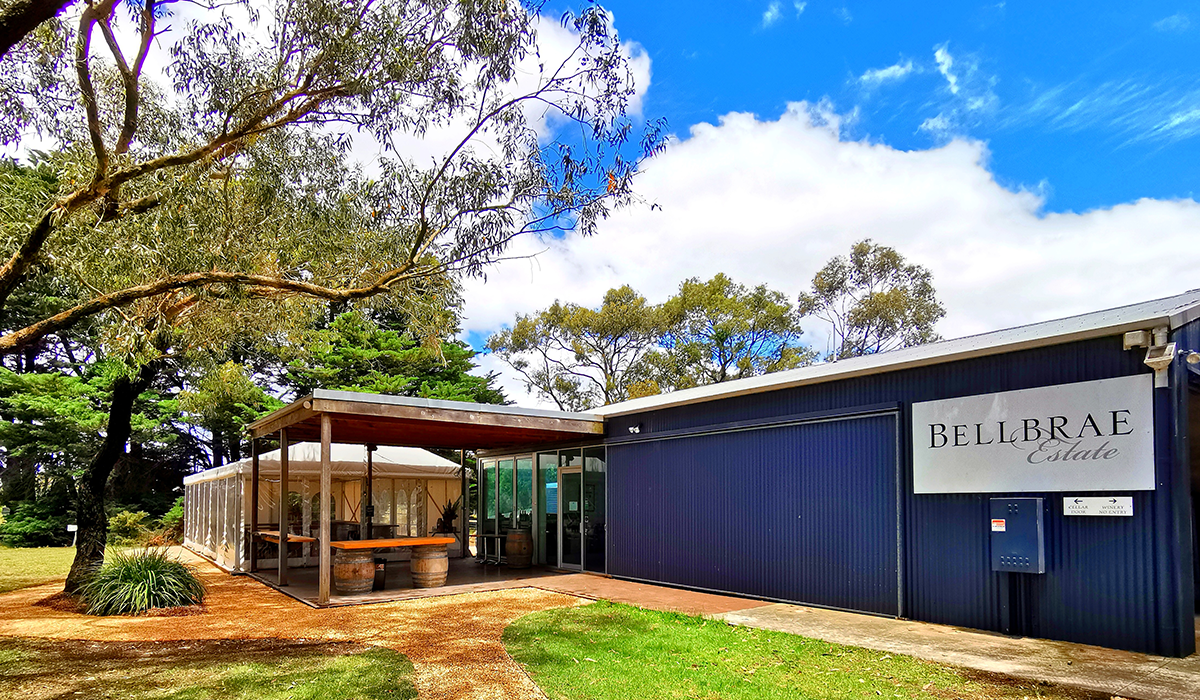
top-left (991, 518), bottom-right (1006, 532)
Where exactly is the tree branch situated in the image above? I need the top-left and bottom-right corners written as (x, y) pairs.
top-left (0, 0), bottom-right (73, 59)
top-left (0, 264), bottom-right (424, 353)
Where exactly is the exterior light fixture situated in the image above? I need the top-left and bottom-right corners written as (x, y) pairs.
top-left (1143, 342), bottom-right (1177, 388)
top-left (628, 423), bottom-right (642, 434)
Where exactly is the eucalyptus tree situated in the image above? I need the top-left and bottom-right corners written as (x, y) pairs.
top-left (797, 239), bottom-right (945, 361)
top-left (0, 0), bottom-right (663, 590)
top-left (487, 285), bottom-right (670, 410)
top-left (655, 273), bottom-right (815, 389)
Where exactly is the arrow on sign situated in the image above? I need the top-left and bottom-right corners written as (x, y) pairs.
top-left (1074, 499), bottom-right (1083, 504)
top-left (1110, 499), bottom-right (1118, 504)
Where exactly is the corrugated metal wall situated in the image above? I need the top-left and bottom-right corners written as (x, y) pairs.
top-left (609, 413), bottom-right (899, 615)
top-left (604, 334), bottom-right (1196, 656)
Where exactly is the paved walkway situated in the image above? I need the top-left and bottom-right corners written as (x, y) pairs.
top-left (714, 603), bottom-right (1200, 700)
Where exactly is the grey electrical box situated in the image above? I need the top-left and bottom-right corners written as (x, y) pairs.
top-left (990, 497), bottom-right (1046, 574)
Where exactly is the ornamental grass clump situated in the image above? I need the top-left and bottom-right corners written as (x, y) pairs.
top-left (80, 548), bottom-right (205, 616)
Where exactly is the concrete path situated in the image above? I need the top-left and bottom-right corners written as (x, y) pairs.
top-left (713, 602), bottom-right (1200, 700)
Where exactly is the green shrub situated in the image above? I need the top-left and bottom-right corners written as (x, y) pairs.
top-left (107, 509), bottom-right (152, 544)
top-left (0, 501), bottom-right (71, 547)
top-left (158, 496), bottom-right (185, 544)
top-left (80, 548), bottom-right (206, 615)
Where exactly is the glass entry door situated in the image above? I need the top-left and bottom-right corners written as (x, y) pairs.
top-left (559, 468), bottom-right (583, 570)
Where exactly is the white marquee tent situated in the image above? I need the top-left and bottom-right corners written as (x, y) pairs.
top-left (183, 443), bottom-right (462, 571)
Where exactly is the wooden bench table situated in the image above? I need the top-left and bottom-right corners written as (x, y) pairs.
top-left (328, 537), bottom-right (456, 593)
top-left (255, 530), bottom-right (317, 544)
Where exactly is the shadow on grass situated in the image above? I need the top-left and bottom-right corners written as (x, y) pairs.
top-left (0, 637), bottom-right (417, 700)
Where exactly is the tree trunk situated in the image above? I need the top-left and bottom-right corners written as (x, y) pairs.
top-left (63, 360), bottom-right (159, 593)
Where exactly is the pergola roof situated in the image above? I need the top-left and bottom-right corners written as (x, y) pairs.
top-left (248, 389), bottom-right (605, 449)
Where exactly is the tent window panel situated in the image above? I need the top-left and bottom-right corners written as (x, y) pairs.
top-left (396, 489), bottom-right (409, 536)
top-left (374, 479), bottom-right (393, 527)
top-left (410, 484), bottom-right (421, 536)
top-left (341, 480), bottom-right (361, 522)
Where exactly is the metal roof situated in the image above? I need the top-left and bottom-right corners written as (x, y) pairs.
top-left (247, 388), bottom-right (604, 448)
top-left (592, 288), bottom-right (1200, 418)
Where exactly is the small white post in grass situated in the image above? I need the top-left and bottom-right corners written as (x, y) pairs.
top-left (67, 523), bottom-right (78, 547)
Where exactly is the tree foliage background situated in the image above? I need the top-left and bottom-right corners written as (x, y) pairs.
top-left (0, 0), bottom-right (665, 593)
top-left (488, 243), bottom-right (945, 411)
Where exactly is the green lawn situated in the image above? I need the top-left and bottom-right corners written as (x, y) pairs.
top-left (0, 547), bottom-right (75, 594)
top-left (505, 602), bottom-right (1105, 700)
top-left (0, 637), bottom-right (417, 700)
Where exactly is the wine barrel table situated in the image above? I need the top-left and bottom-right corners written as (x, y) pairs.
top-left (332, 549), bottom-right (375, 594)
top-left (328, 537), bottom-right (457, 593)
top-left (505, 528), bottom-right (533, 568)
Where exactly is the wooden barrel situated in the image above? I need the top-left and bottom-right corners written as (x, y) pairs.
top-left (505, 528), bottom-right (533, 568)
top-left (410, 544), bottom-right (449, 588)
top-left (333, 550), bottom-right (374, 594)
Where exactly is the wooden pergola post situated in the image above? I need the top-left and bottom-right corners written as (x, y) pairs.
top-left (278, 428), bottom-right (289, 586)
top-left (250, 438), bottom-right (260, 573)
top-left (318, 413), bottom-right (332, 604)
top-left (460, 449), bottom-right (468, 558)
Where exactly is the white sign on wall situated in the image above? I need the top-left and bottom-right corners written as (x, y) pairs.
top-left (1063, 496), bottom-right (1134, 516)
top-left (912, 375), bottom-right (1155, 494)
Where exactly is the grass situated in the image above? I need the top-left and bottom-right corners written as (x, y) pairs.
top-left (0, 546), bottom-right (75, 594)
top-left (0, 637), bottom-right (418, 700)
top-left (504, 601), bottom-right (1106, 700)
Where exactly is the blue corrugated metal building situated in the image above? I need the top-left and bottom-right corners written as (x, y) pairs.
top-left (479, 290), bottom-right (1200, 658)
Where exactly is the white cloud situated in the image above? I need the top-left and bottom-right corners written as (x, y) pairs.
top-left (1013, 76), bottom-right (1200, 145)
top-left (794, 2), bottom-right (807, 16)
top-left (762, 2), bottom-right (783, 27)
top-left (1154, 13), bottom-right (1191, 32)
top-left (933, 43), bottom-right (960, 94)
top-left (834, 7), bottom-right (853, 24)
top-left (859, 60), bottom-right (915, 88)
top-left (918, 112), bottom-right (953, 136)
top-left (462, 103), bottom-right (1200, 407)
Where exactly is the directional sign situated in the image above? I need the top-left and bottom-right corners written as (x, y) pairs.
top-left (66, 524), bottom-right (78, 532)
top-left (1063, 496), bottom-right (1133, 516)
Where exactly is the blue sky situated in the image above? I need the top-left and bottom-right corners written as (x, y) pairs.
top-left (588, 1), bottom-right (1200, 213)
top-left (462, 3), bottom-right (1200, 405)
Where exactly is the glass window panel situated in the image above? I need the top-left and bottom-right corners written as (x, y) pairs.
top-left (560, 448), bottom-right (583, 470)
top-left (498, 459), bottom-right (514, 531)
top-left (484, 461), bottom-right (497, 534)
top-left (537, 453), bottom-right (558, 566)
top-left (583, 446), bottom-right (606, 573)
top-left (516, 457), bottom-right (533, 530)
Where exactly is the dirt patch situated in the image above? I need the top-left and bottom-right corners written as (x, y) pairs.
top-left (31, 592), bottom-right (205, 618)
top-left (30, 592), bottom-right (83, 614)
top-left (941, 666), bottom-right (1119, 700)
top-left (0, 550), bottom-right (585, 700)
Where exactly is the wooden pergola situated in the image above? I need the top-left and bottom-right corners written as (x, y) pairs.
top-left (246, 389), bottom-right (605, 604)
